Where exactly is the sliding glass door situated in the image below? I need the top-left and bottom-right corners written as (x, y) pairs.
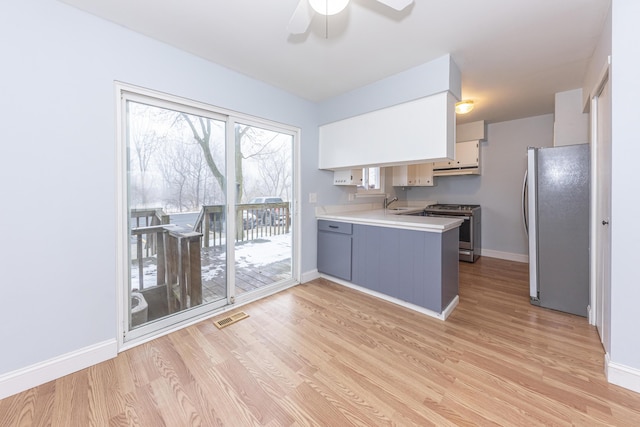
top-left (119, 86), bottom-right (297, 342)
top-left (233, 121), bottom-right (293, 301)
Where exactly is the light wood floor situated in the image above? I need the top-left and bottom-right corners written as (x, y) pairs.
top-left (3, 257), bottom-right (640, 426)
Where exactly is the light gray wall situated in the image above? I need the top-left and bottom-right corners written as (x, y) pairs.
top-left (582, 4), bottom-right (611, 108)
top-left (610, 0), bottom-right (640, 376)
top-left (404, 114), bottom-right (554, 258)
top-left (318, 54), bottom-right (461, 124)
top-left (0, 0), bottom-right (318, 376)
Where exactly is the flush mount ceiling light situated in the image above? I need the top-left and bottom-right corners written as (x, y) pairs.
top-left (455, 100), bottom-right (475, 115)
top-left (287, 0), bottom-right (414, 35)
top-left (309, 0), bottom-right (350, 15)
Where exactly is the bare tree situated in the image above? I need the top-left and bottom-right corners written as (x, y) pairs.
top-left (130, 109), bottom-right (292, 236)
top-left (180, 116), bottom-right (284, 237)
top-left (254, 141), bottom-right (292, 201)
top-left (129, 104), bottom-right (165, 206)
top-left (157, 141), bottom-right (192, 212)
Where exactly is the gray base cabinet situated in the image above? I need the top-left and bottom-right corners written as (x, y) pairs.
top-left (318, 220), bottom-right (459, 314)
top-left (317, 220), bottom-right (353, 281)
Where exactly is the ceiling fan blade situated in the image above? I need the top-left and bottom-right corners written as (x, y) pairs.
top-left (375, 0), bottom-right (414, 11)
top-left (287, 0), bottom-right (315, 34)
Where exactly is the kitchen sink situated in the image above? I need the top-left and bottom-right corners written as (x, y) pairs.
top-left (388, 207), bottom-right (412, 211)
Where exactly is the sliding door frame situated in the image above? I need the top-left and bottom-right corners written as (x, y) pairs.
top-left (115, 82), bottom-right (301, 350)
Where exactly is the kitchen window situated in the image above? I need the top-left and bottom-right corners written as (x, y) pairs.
top-left (358, 167), bottom-right (384, 194)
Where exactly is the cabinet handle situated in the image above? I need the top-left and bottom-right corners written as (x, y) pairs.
top-left (329, 225), bottom-right (339, 229)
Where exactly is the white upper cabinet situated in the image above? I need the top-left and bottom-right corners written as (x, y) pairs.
top-left (332, 169), bottom-right (363, 186)
top-left (318, 92), bottom-right (457, 170)
top-left (433, 120), bottom-right (485, 176)
top-left (392, 163), bottom-right (435, 187)
top-left (433, 140), bottom-right (480, 175)
top-left (455, 140), bottom-right (480, 168)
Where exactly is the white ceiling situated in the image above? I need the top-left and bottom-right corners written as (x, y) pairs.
top-left (59, 0), bottom-right (610, 124)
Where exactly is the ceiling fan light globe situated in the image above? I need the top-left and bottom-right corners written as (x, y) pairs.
top-left (309, 0), bottom-right (350, 16)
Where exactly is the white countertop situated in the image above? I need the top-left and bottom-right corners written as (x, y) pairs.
top-left (316, 203), bottom-right (463, 233)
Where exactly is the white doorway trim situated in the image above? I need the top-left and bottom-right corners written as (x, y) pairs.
top-left (588, 58), bottom-right (611, 344)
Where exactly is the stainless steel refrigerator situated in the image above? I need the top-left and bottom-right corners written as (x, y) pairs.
top-left (524, 144), bottom-right (590, 317)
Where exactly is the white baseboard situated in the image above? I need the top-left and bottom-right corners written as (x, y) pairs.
top-left (301, 269), bottom-right (320, 283)
top-left (605, 353), bottom-right (640, 394)
top-left (0, 339), bottom-right (117, 400)
top-left (481, 248), bottom-right (529, 263)
top-left (320, 274), bottom-right (458, 321)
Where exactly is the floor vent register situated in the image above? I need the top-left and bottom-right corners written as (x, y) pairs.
top-left (213, 311), bottom-right (250, 329)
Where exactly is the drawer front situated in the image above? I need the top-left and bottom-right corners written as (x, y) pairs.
top-left (318, 220), bottom-right (352, 235)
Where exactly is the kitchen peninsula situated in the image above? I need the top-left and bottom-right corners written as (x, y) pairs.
top-left (316, 204), bottom-right (462, 320)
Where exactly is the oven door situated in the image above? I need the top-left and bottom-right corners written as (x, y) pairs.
top-left (425, 212), bottom-right (472, 250)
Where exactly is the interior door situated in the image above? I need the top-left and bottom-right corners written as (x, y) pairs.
top-left (593, 74), bottom-right (612, 351)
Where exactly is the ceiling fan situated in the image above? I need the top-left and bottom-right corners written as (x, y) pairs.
top-left (287, 0), bottom-right (414, 35)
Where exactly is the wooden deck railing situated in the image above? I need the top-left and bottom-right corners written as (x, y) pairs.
top-left (192, 205), bottom-right (225, 247)
top-left (131, 225), bottom-right (167, 290)
top-left (163, 228), bottom-right (202, 313)
top-left (130, 222), bottom-right (203, 312)
top-left (193, 202), bottom-right (290, 246)
top-left (129, 202), bottom-right (290, 313)
top-left (130, 208), bottom-right (170, 259)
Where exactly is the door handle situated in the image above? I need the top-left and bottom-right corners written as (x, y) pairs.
top-left (522, 170), bottom-right (528, 235)
top-left (602, 220), bottom-right (609, 225)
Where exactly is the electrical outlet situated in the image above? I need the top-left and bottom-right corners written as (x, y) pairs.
top-left (348, 193), bottom-right (356, 201)
top-left (309, 192), bottom-right (317, 203)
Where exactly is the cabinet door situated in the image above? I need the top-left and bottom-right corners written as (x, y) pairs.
top-left (406, 165), bottom-right (418, 185)
top-left (433, 140), bottom-right (480, 175)
top-left (392, 165), bottom-right (409, 186)
top-left (433, 158), bottom-right (453, 169)
top-left (318, 222), bottom-right (352, 281)
top-left (455, 140), bottom-right (479, 168)
top-left (333, 169), bottom-right (363, 186)
top-left (392, 163), bottom-right (434, 186)
top-left (415, 163), bottom-right (434, 186)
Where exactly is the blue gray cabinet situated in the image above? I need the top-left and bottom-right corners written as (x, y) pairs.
top-left (352, 224), bottom-right (458, 313)
top-left (317, 220), bottom-right (353, 280)
top-left (318, 219), bottom-right (459, 314)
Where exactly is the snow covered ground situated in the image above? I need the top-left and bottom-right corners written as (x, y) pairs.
top-left (131, 233), bottom-right (292, 290)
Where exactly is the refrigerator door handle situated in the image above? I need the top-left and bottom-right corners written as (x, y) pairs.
top-left (527, 148), bottom-right (539, 301)
top-left (522, 170), bottom-right (528, 235)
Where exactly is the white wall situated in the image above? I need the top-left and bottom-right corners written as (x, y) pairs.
top-left (609, 0), bottom-right (640, 386)
top-left (0, 0), bottom-right (318, 379)
top-left (583, 6), bottom-right (612, 109)
top-left (405, 114), bottom-right (554, 260)
top-left (554, 89), bottom-right (588, 146)
top-left (318, 54), bottom-right (461, 125)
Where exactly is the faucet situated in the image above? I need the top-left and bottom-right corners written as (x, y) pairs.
top-left (384, 196), bottom-right (398, 209)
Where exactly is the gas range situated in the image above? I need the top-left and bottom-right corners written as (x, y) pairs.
top-left (424, 204), bottom-right (481, 215)
top-left (423, 204), bottom-right (481, 262)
